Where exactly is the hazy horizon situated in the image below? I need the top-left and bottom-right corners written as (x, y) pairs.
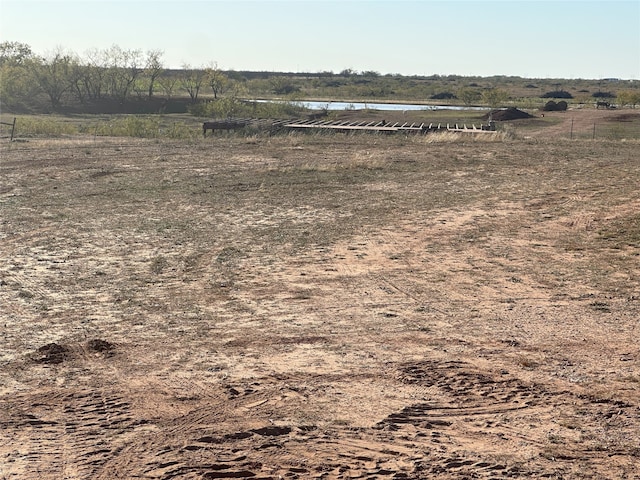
top-left (1, 0), bottom-right (639, 80)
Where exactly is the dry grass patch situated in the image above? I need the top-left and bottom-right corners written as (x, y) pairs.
top-left (1, 129), bottom-right (639, 479)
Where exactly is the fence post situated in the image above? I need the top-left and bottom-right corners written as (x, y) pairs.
top-left (592, 123), bottom-right (596, 140)
top-left (570, 118), bottom-right (574, 140)
top-left (10, 117), bottom-right (16, 142)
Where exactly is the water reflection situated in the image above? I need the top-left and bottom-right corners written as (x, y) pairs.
top-left (303, 100), bottom-right (486, 111)
top-left (251, 99), bottom-right (487, 111)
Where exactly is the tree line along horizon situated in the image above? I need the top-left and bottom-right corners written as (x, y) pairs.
top-left (1, 41), bottom-right (639, 117)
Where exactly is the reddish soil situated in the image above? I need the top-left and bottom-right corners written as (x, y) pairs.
top-left (1, 111), bottom-right (639, 479)
top-left (524, 108), bottom-right (634, 138)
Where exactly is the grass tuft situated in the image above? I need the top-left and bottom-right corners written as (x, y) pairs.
top-left (12, 116), bottom-right (78, 136)
top-left (413, 130), bottom-right (507, 144)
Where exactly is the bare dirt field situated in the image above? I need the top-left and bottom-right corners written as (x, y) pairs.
top-left (1, 111), bottom-right (639, 479)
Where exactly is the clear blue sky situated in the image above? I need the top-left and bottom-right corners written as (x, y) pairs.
top-left (1, 0), bottom-right (639, 79)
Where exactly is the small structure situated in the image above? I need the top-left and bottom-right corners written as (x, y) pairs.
top-left (282, 119), bottom-right (496, 134)
top-left (202, 117), bottom-right (497, 137)
top-left (203, 119), bottom-right (251, 137)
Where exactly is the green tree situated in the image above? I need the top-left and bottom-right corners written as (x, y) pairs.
top-left (104, 45), bottom-right (143, 102)
top-left (79, 48), bottom-right (110, 100)
top-left (482, 88), bottom-right (509, 108)
top-left (180, 64), bottom-right (207, 103)
top-left (0, 64), bottom-right (37, 109)
top-left (458, 87), bottom-right (482, 106)
top-left (145, 49), bottom-right (164, 98)
top-left (0, 41), bottom-right (33, 66)
top-left (206, 63), bottom-right (229, 99)
top-left (28, 48), bottom-right (75, 108)
top-left (0, 42), bottom-right (37, 109)
top-left (157, 71), bottom-right (179, 100)
top-left (201, 82), bottom-right (248, 117)
top-left (68, 57), bottom-right (90, 103)
top-left (269, 76), bottom-right (299, 95)
top-left (617, 90), bottom-right (640, 108)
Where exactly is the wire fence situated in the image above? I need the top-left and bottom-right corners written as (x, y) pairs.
top-left (0, 117), bottom-right (17, 141)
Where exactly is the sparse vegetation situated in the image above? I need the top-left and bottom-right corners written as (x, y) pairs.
top-left (1, 130), bottom-right (639, 479)
top-left (430, 91), bottom-right (457, 100)
top-left (541, 90), bottom-right (573, 99)
top-left (592, 91), bottom-right (615, 98)
top-left (8, 115), bottom-right (78, 136)
top-left (617, 89), bottom-right (640, 108)
top-left (2, 41), bottom-right (639, 116)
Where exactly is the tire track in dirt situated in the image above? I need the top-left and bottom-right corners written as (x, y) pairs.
top-left (100, 199), bottom-right (636, 479)
top-left (375, 359), bottom-right (640, 478)
top-left (2, 137), bottom-right (639, 479)
top-left (0, 387), bottom-right (144, 479)
top-left (33, 359), bottom-right (631, 479)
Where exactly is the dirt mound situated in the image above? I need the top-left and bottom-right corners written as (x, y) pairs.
top-left (608, 113), bottom-right (640, 122)
top-left (542, 100), bottom-right (568, 111)
top-left (484, 107), bottom-right (534, 121)
top-left (33, 343), bottom-right (68, 364)
top-left (31, 340), bottom-right (115, 364)
top-left (87, 338), bottom-right (115, 353)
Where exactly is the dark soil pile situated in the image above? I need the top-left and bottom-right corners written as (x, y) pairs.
top-left (483, 108), bottom-right (534, 121)
top-left (608, 113), bottom-right (640, 122)
top-left (542, 100), bottom-right (568, 112)
top-left (87, 338), bottom-right (115, 352)
top-left (33, 343), bottom-right (68, 364)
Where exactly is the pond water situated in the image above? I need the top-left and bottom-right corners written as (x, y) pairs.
top-left (303, 100), bottom-right (487, 111)
top-left (252, 99), bottom-right (487, 112)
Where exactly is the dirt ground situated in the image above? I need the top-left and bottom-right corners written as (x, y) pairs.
top-left (1, 109), bottom-right (639, 479)
top-left (522, 108), bottom-right (639, 140)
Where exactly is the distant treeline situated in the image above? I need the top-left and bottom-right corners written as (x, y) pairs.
top-left (1, 41), bottom-right (639, 115)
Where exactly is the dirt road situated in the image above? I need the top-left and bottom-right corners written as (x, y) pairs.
top-left (520, 107), bottom-right (635, 139)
